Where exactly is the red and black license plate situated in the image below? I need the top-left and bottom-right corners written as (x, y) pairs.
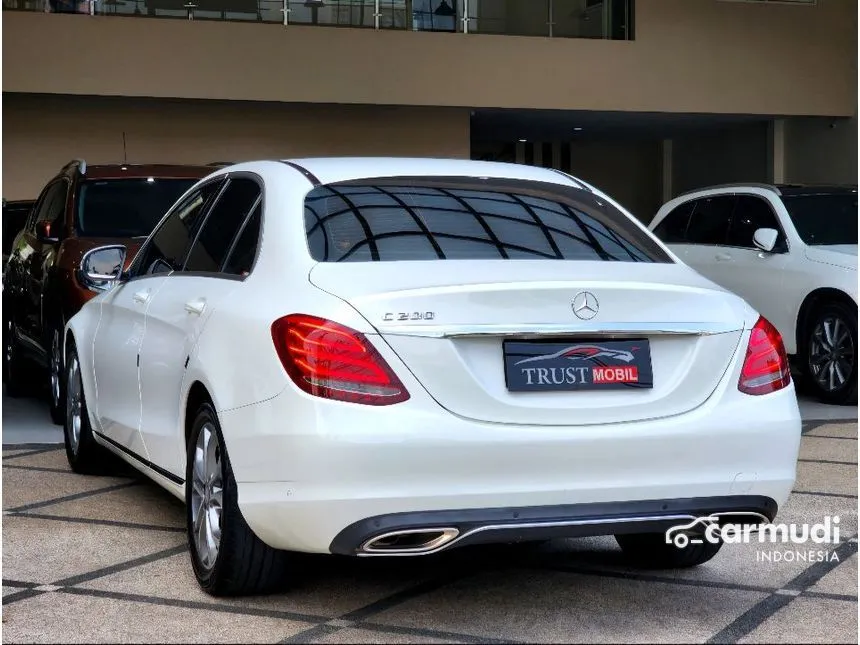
top-left (503, 339), bottom-right (654, 392)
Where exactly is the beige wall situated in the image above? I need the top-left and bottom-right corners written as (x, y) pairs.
top-left (1, 94), bottom-right (470, 199)
top-left (2, 0), bottom-right (856, 116)
top-left (785, 116), bottom-right (858, 185)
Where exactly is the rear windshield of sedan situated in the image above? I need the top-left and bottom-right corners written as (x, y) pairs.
top-left (304, 177), bottom-right (671, 263)
top-left (76, 178), bottom-right (197, 238)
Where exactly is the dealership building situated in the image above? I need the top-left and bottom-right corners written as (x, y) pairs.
top-left (2, 0), bottom-right (856, 221)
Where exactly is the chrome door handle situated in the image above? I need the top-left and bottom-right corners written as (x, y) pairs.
top-left (184, 299), bottom-right (206, 315)
top-left (133, 290), bottom-right (151, 304)
top-left (715, 253), bottom-right (732, 261)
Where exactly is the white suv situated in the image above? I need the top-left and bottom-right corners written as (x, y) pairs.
top-left (650, 183), bottom-right (857, 405)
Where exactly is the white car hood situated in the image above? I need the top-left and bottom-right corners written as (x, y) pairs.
top-left (804, 245), bottom-right (858, 271)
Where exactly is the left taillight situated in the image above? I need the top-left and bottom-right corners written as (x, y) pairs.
top-left (738, 316), bottom-right (792, 396)
top-left (271, 314), bottom-right (410, 406)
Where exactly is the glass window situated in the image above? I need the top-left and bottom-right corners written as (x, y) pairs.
top-left (782, 193), bottom-right (858, 246)
top-left (184, 178), bottom-right (262, 274)
top-left (286, 0), bottom-right (376, 27)
top-left (378, 0), bottom-right (408, 28)
top-left (304, 179), bottom-right (671, 263)
top-left (413, 0), bottom-right (457, 31)
top-left (467, 0), bottom-right (548, 36)
top-left (685, 196), bottom-right (735, 245)
top-left (222, 203), bottom-right (262, 276)
top-left (652, 201), bottom-right (695, 244)
top-left (726, 195), bottom-right (781, 249)
top-left (132, 180), bottom-right (223, 275)
top-left (34, 181), bottom-right (68, 230)
top-left (75, 178), bottom-right (197, 238)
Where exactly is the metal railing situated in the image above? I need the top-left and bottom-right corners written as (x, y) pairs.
top-left (3, 0), bottom-right (634, 40)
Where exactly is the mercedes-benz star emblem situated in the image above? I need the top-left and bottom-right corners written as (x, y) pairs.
top-left (572, 291), bottom-right (599, 320)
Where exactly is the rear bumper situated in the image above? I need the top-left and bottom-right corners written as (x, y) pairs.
top-left (329, 495), bottom-right (778, 556)
top-left (224, 382), bottom-right (801, 554)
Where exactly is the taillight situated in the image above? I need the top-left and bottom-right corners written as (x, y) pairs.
top-left (271, 314), bottom-right (410, 406)
top-left (738, 316), bottom-right (792, 396)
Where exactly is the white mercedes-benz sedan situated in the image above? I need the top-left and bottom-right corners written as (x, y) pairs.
top-left (62, 158), bottom-right (802, 596)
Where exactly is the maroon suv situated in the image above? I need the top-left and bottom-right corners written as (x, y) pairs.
top-left (3, 160), bottom-right (217, 423)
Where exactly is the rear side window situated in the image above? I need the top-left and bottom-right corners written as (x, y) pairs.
top-left (184, 177), bottom-right (261, 274)
top-left (726, 195), bottom-right (781, 249)
top-left (304, 179), bottom-right (671, 263)
top-left (222, 202), bottom-right (262, 276)
top-left (685, 196), bottom-right (735, 245)
top-left (652, 201), bottom-right (695, 243)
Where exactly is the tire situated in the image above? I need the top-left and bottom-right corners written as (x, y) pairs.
top-left (804, 301), bottom-right (857, 406)
top-left (48, 323), bottom-right (66, 425)
top-left (186, 402), bottom-right (292, 596)
top-left (64, 341), bottom-right (111, 475)
top-left (3, 316), bottom-right (36, 398)
top-left (615, 532), bottom-right (723, 569)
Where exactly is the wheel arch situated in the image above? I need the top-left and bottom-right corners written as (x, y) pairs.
top-left (184, 380), bottom-right (215, 448)
top-left (795, 288), bottom-right (856, 356)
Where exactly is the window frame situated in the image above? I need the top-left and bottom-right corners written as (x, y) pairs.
top-left (29, 178), bottom-right (70, 236)
top-left (652, 199), bottom-right (696, 244)
top-left (724, 192), bottom-right (790, 253)
top-left (126, 176), bottom-right (227, 281)
top-left (179, 171), bottom-right (265, 281)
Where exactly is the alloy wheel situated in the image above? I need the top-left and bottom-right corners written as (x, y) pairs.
top-left (65, 355), bottom-right (82, 455)
top-left (191, 423), bottom-right (224, 571)
top-left (809, 314), bottom-right (855, 393)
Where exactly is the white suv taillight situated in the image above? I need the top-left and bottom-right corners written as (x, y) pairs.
top-left (738, 316), bottom-right (792, 396)
top-left (271, 314), bottom-right (410, 406)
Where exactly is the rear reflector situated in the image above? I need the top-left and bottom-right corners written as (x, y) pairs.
top-left (271, 314), bottom-right (410, 406)
top-left (738, 316), bottom-right (792, 396)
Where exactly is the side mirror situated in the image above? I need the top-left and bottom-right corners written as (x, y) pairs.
top-left (753, 228), bottom-right (779, 253)
top-left (36, 220), bottom-right (60, 244)
top-left (79, 245), bottom-right (127, 293)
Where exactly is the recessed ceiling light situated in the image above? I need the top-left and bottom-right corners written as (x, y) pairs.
top-left (573, 127), bottom-right (583, 131)
top-left (518, 138), bottom-right (528, 143)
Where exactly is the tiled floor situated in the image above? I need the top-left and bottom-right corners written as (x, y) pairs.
top-left (1, 421), bottom-right (857, 644)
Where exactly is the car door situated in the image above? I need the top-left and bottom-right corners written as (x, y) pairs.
top-left (662, 195), bottom-right (737, 286)
top-left (21, 180), bottom-right (68, 351)
top-left (138, 175), bottom-right (263, 478)
top-left (703, 193), bottom-right (795, 335)
top-left (92, 181), bottom-right (222, 456)
top-left (5, 192), bottom-right (44, 341)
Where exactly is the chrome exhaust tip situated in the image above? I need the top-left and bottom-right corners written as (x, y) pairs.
top-left (360, 528), bottom-right (460, 555)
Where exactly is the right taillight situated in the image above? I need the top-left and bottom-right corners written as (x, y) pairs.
top-left (738, 316), bottom-right (792, 396)
top-left (271, 314), bottom-right (410, 406)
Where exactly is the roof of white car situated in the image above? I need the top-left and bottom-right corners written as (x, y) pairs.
top-left (223, 157), bottom-right (588, 189)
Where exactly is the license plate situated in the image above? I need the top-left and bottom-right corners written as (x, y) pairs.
top-left (503, 339), bottom-right (654, 392)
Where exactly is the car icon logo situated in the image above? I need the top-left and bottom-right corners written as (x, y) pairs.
top-left (572, 292), bottom-right (599, 320)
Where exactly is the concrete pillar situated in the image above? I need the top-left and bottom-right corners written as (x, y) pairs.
top-left (768, 119), bottom-right (786, 184)
top-left (532, 142), bottom-right (543, 167)
top-left (661, 138), bottom-right (673, 202)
